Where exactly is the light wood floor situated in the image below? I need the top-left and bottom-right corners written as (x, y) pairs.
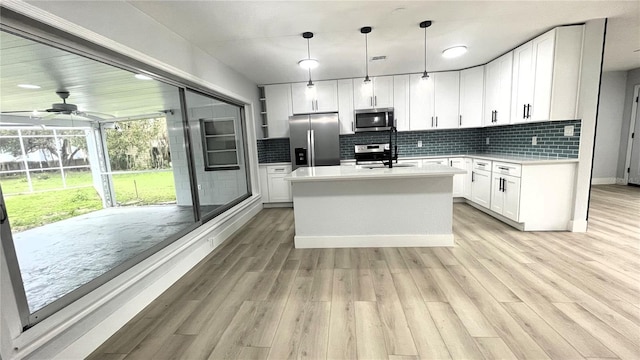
top-left (88, 185), bottom-right (640, 360)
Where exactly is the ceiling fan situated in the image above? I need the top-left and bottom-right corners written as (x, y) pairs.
top-left (1, 90), bottom-right (114, 122)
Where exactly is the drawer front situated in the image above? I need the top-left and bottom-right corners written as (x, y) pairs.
top-left (422, 158), bottom-right (448, 166)
top-left (472, 159), bottom-right (492, 172)
top-left (267, 165), bottom-right (292, 174)
top-left (493, 162), bottom-right (522, 177)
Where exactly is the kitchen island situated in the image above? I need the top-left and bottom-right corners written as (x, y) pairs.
top-left (284, 164), bottom-right (466, 248)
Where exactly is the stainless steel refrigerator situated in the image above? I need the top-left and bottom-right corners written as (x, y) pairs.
top-left (289, 113), bottom-right (340, 170)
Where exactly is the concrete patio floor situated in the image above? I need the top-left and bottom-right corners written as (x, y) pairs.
top-left (12, 205), bottom-right (196, 312)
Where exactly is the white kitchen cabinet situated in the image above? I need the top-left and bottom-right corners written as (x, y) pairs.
top-left (409, 73), bottom-right (434, 130)
top-left (511, 26), bottom-right (584, 123)
top-left (353, 76), bottom-right (394, 110)
top-left (490, 162), bottom-right (521, 221)
top-left (484, 52), bottom-right (513, 126)
top-left (471, 159), bottom-right (492, 208)
top-left (266, 164), bottom-right (292, 202)
top-left (338, 79), bottom-right (355, 134)
top-left (459, 66), bottom-right (485, 128)
top-left (264, 84), bottom-right (292, 138)
top-left (433, 72), bottom-right (460, 129)
top-left (393, 74), bottom-right (410, 131)
top-left (291, 80), bottom-right (338, 114)
top-left (259, 165), bottom-right (270, 201)
top-left (448, 158), bottom-right (466, 197)
top-left (397, 159), bottom-right (422, 167)
top-left (422, 158), bottom-right (448, 166)
top-left (490, 174), bottom-right (521, 221)
top-left (463, 158), bottom-right (473, 200)
top-left (409, 72), bottom-right (459, 130)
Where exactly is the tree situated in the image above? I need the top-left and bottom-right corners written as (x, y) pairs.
top-left (0, 130), bottom-right (88, 166)
top-left (105, 118), bottom-right (170, 171)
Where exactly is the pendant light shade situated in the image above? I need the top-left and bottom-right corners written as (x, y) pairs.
top-left (361, 26), bottom-right (372, 84)
top-left (420, 21), bottom-right (432, 81)
top-left (300, 32), bottom-right (316, 88)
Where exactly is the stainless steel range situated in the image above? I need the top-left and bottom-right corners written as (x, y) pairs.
top-left (354, 143), bottom-right (391, 164)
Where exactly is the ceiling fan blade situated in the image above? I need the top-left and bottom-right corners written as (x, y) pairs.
top-left (78, 110), bottom-right (115, 119)
top-left (0, 110), bottom-right (49, 114)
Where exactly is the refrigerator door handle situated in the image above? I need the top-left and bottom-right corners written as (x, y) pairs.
top-left (309, 129), bottom-right (316, 166)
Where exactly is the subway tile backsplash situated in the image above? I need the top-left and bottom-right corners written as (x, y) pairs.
top-left (257, 120), bottom-right (581, 163)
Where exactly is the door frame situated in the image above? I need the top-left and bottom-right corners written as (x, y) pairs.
top-left (623, 84), bottom-right (639, 184)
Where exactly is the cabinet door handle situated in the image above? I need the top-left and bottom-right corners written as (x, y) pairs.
top-left (374, 96), bottom-right (377, 107)
top-left (352, 121), bottom-right (355, 132)
top-left (435, 116), bottom-right (438, 127)
top-left (431, 116), bottom-right (434, 127)
top-left (316, 100), bottom-right (319, 111)
top-left (527, 104), bottom-right (531, 119)
top-left (498, 166), bottom-right (509, 171)
top-left (494, 110), bottom-right (498, 122)
top-left (370, 97), bottom-right (373, 107)
top-left (523, 104), bottom-right (527, 119)
top-left (502, 178), bottom-right (507, 192)
top-left (472, 171), bottom-right (475, 182)
top-left (450, 160), bottom-right (453, 167)
top-left (459, 115), bottom-right (462, 126)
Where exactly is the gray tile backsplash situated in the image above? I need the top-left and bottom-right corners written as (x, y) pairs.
top-left (257, 120), bottom-right (581, 163)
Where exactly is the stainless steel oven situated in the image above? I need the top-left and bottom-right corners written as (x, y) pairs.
top-left (354, 108), bottom-right (394, 132)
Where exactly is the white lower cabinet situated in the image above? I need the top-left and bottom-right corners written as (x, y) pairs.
top-left (448, 157), bottom-right (466, 197)
top-left (261, 164), bottom-right (292, 203)
top-left (490, 173), bottom-right (521, 221)
top-left (490, 162), bottom-right (522, 221)
top-left (471, 159), bottom-right (492, 208)
top-left (463, 158), bottom-right (473, 200)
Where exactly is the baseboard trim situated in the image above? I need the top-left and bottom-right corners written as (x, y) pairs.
top-left (591, 177), bottom-right (617, 185)
top-left (294, 234), bottom-right (454, 248)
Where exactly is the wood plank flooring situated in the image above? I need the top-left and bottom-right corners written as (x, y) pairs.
top-left (88, 185), bottom-right (640, 360)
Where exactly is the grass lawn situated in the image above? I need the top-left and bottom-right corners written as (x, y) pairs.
top-left (2, 170), bottom-right (177, 232)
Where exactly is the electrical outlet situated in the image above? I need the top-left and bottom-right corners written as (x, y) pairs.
top-left (564, 125), bottom-right (574, 136)
top-left (532, 136), bottom-right (537, 145)
top-left (197, 184), bottom-right (202, 190)
top-left (417, 140), bottom-right (422, 147)
top-left (486, 137), bottom-right (490, 145)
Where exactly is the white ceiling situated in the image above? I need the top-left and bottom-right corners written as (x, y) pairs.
top-left (125, 0), bottom-right (640, 85)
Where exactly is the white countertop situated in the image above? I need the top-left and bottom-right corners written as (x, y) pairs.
top-left (285, 164), bottom-right (465, 182)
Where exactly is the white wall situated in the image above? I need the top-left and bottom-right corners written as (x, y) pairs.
top-left (617, 68), bottom-right (640, 179)
top-left (592, 71), bottom-right (627, 183)
top-left (0, 2), bottom-right (263, 360)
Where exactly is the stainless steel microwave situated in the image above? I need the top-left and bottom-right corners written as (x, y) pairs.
top-left (354, 108), bottom-right (395, 132)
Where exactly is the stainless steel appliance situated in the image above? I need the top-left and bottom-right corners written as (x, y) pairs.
top-left (355, 108), bottom-right (395, 132)
top-left (289, 113), bottom-right (340, 170)
top-left (354, 143), bottom-right (390, 164)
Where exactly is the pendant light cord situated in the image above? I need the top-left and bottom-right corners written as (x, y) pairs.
top-left (424, 27), bottom-right (427, 72)
top-left (365, 33), bottom-right (369, 79)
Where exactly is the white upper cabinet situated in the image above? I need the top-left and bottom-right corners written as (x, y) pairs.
top-left (353, 76), bottom-right (394, 110)
top-left (291, 80), bottom-right (338, 114)
top-left (459, 66), bottom-right (485, 128)
top-left (433, 71), bottom-right (460, 129)
top-left (409, 72), bottom-right (459, 130)
top-left (264, 84), bottom-right (292, 138)
top-left (511, 26), bottom-right (584, 123)
top-left (393, 74), bottom-right (410, 131)
top-left (409, 73), bottom-right (435, 130)
top-left (484, 52), bottom-right (513, 126)
top-left (337, 79), bottom-right (355, 134)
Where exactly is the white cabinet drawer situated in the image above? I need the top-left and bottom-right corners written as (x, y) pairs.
top-left (493, 162), bottom-right (522, 177)
top-left (472, 159), bottom-right (492, 171)
top-left (422, 158), bottom-right (448, 166)
top-left (267, 165), bottom-right (292, 174)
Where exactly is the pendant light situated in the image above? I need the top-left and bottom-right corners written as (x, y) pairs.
top-left (420, 21), bottom-right (432, 81)
top-left (360, 26), bottom-right (372, 84)
top-left (298, 32), bottom-right (317, 88)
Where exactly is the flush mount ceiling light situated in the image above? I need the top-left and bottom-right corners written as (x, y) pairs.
top-left (442, 45), bottom-right (468, 59)
top-left (298, 32), bottom-right (317, 89)
top-left (419, 20), bottom-right (432, 81)
top-left (134, 74), bottom-right (153, 80)
top-left (18, 84), bottom-right (41, 89)
top-left (361, 26), bottom-right (372, 84)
